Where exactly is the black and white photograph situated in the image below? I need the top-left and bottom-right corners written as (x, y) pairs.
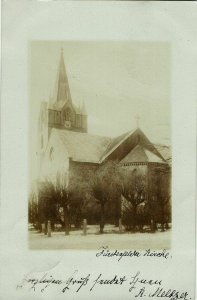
top-left (29, 41), bottom-right (171, 250)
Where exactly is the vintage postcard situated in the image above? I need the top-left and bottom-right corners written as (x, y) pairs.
top-left (0, 1), bottom-right (196, 300)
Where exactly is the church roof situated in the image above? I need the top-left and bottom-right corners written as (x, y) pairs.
top-left (100, 130), bottom-right (133, 161)
top-left (51, 128), bottom-right (112, 163)
top-left (120, 144), bottom-right (165, 164)
top-left (153, 144), bottom-right (171, 164)
top-left (48, 128), bottom-right (169, 165)
top-left (49, 128), bottom-right (137, 164)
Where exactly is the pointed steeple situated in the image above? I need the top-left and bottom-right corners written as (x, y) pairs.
top-left (55, 48), bottom-right (72, 105)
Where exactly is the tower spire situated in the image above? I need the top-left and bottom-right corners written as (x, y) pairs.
top-left (54, 48), bottom-right (72, 105)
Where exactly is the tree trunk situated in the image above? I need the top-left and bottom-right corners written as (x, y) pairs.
top-left (132, 205), bottom-right (137, 232)
top-left (115, 198), bottom-right (122, 227)
top-left (64, 206), bottom-right (69, 235)
top-left (139, 224), bottom-right (144, 232)
top-left (100, 203), bottom-right (105, 234)
top-left (74, 213), bottom-right (81, 229)
top-left (44, 220), bottom-right (48, 235)
top-left (161, 205), bottom-right (165, 232)
top-left (119, 218), bottom-right (122, 233)
top-left (47, 220), bottom-right (51, 237)
top-left (83, 219), bottom-right (87, 235)
top-left (37, 222), bottom-right (42, 232)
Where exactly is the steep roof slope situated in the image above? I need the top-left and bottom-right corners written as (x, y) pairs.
top-left (51, 128), bottom-right (112, 163)
top-left (120, 144), bottom-right (165, 164)
top-left (101, 128), bottom-right (165, 163)
top-left (153, 144), bottom-right (171, 164)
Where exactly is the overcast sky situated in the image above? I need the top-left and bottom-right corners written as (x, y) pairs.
top-left (30, 41), bottom-right (171, 181)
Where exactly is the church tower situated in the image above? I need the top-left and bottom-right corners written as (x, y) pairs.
top-left (38, 49), bottom-right (88, 165)
top-left (47, 49), bottom-right (88, 135)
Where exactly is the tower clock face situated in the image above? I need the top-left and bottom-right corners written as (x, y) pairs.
top-left (65, 120), bottom-right (71, 128)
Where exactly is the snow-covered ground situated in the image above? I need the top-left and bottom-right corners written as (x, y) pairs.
top-left (28, 225), bottom-right (171, 250)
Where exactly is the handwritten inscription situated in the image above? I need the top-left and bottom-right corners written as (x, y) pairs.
top-left (17, 270), bottom-right (191, 299)
top-left (16, 248), bottom-right (189, 299)
top-left (96, 246), bottom-right (170, 261)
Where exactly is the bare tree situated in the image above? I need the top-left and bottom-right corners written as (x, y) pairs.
top-left (90, 161), bottom-right (121, 233)
top-left (28, 189), bottom-right (38, 226)
top-left (148, 165), bottom-right (171, 231)
top-left (55, 170), bottom-right (90, 234)
top-left (38, 180), bottom-right (58, 234)
top-left (54, 171), bottom-right (71, 235)
top-left (156, 167), bottom-right (171, 231)
top-left (121, 168), bottom-right (147, 232)
top-left (69, 174), bottom-right (90, 229)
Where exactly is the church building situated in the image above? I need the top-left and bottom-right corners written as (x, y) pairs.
top-left (39, 50), bottom-right (171, 190)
